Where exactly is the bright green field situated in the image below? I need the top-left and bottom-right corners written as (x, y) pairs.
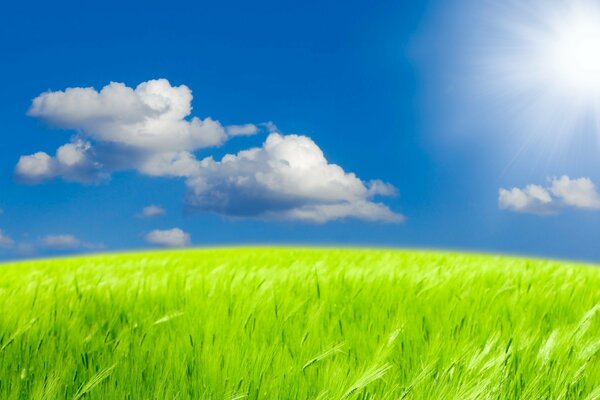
top-left (0, 248), bottom-right (599, 399)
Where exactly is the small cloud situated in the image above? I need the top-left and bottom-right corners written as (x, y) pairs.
top-left (40, 234), bottom-right (82, 249)
top-left (499, 184), bottom-right (554, 215)
top-left (15, 152), bottom-right (56, 183)
top-left (15, 242), bottom-right (36, 256)
top-left (145, 228), bottom-right (191, 247)
top-left (15, 141), bottom-right (106, 184)
top-left (549, 176), bottom-right (600, 210)
top-left (226, 123), bottom-right (259, 137)
top-left (139, 205), bottom-right (166, 218)
top-left (39, 234), bottom-right (100, 250)
top-left (499, 176), bottom-right (600, 215)
top-left (260, 121), bottom-right (279, 133)
top-left (368, 180), bottom-right (399, 197)
top-left (0, 229), bottom-right (15, 249)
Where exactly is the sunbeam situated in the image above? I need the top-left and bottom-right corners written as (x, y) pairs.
top-left (437, 0), bottom-right (600, 158)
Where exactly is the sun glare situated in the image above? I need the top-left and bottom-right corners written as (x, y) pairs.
top-left (462, 0), bottom-right (600, 149)
top-left (544, 5), bottom-right (600, 97)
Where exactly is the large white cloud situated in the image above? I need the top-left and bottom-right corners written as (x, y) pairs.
top-left (145, 228), bottom-right (191, 247)
top-left (499, 176), bottom-right (600, 214)
top-left (16, 79), bottom-right (257, 182)
top-left (28, 79), bottom-right (227, 151)
top-left (185, 133), bottom-right (403, 222)
top-left (16, 79), bottom-right (402, 223)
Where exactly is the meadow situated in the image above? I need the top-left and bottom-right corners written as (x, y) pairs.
top-left (0, 248), bottom-right (598, 399)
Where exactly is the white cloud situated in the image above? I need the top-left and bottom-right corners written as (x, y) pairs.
top-left (0, 232), bottom-right (100, 254)
top-left (276, 201), bottom-right (403, 223)
top-left (16, 79), bottom-right (402, 223)
top-left (185, 133), bottom-right (403, 222)
top-left (226, 123), bottom-right (259, 136)
top-left (39, 234), bottom-right (100, 250)
top-left (15, 152), bottom-right (55, 182)
top-left (0, 229), bottom-right (15, 249)
top-left (140, 205), bottom-right (166, 218)
top-left (15, 139), bottom-right (105, 183)
top-left (56, 140), bottom-right (90, 166)
top-left (145, 228), bottom-right (191, 247)
top-left (549, 176), bottom-right (600, 210)
top-left (28, 79), bottom-right (227, 151)
top-left (499, 176), bottom-right (600, 214)
top-left (15, 79), bottom-right (236, 182)
top-left (40, 234), bottom-right (82, 249)
top-left (137, 150), bottom-right (201, 177)
top-left (498, 184), bottom-right (554, 214)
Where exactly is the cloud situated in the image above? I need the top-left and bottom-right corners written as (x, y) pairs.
top-left (39, 234), bottom-right (100, 250)
top-left (16, 79), bottom-right (253, 182)
top-left (15, 152), bottom-right (55, 182)
top-left (15, 140), bottom-right (106, 183)
top-left (0, 229), bottom-right (15, 249)
top-left (499, 176), bottom-right (600, 215)
top-left (498, 184), bottom-right (554, 214)
top-left (15, 242), bottom-right (36, 255)
top-left (549, 176), bottom-right (600, 210)
top-left (16, 79), bottom-right (402, 223)
top-left (185, 133), bottom-right (404, 222)
top-left (140, 205), bottom-right (166, 218)
top-left (136, 150), bottom-right (202, 177)
top-left (28, 79), bottom-right (227, 151)
top-left (145, 228), bottom-right (191, 247)
top-left (226, 123), bottom-right (259, 136)
top-left (0, 232), bottom-right (101, 254)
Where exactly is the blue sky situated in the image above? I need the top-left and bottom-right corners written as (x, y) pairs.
top-left (2, 0), bottom-right (600, 261)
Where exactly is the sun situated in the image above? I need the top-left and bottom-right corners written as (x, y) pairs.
top-left (542, 3), bottom-right (600, 98)
top-left (462, 0), bottom-right (600, 149)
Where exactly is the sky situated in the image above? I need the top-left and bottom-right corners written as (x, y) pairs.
top-left (2, 0), bottom-right (600, 261)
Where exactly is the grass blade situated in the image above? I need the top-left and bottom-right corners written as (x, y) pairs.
top-left (73, 364), bottom-right (116, 400)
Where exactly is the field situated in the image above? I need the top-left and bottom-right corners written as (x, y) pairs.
top-left (0, 248), bottom-right (599, 399)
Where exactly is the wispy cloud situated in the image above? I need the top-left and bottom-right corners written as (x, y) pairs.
top-left (39, 234), bottom-right (102, 250)
top-left (0, 229), bottom-right (15, 249)
top-left (139, 205), bottom-right (166, 218)
top-left (226, 123), bottom-right (259, 137)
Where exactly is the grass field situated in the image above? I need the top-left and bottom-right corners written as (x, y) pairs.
top-left (0, 248), bottom-right (599, 399)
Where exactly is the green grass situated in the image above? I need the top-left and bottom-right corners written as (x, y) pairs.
top-left (0, 248), bottom-right (599, 399)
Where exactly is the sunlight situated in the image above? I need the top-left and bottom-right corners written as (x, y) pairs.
top-left (459, 0), bottom-right (600, 150)
top-left (543, 3), bottom-right (600, 98)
